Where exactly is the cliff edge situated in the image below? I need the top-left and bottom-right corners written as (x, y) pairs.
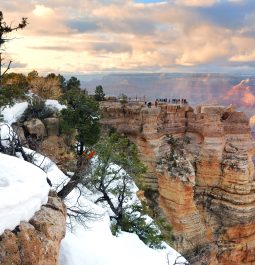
top-left (100, 101), bottom-right (255, 264)
top-left (0, 191), bottom-right (66, 265)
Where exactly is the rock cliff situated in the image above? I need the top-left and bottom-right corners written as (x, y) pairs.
top-left (0, 192), bottom-right (66, 265)
top-left (100, 101), bottom-right (255, 264)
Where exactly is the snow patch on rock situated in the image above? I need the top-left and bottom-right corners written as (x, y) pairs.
top-left (0, 153), bottom-right (49, 235)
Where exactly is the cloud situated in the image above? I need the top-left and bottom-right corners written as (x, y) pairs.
top-left (28, 45), bottom-right (76, 51)
top-left (11, 62), bottom-right (28, 69)
top-left (174, 0), bottom-right (217, 7)
top-left (66, 19), bottom-right (99, 33)
top-left (1, 0), bottom-right (255, 73)
top-left (91, 42), bottom-right (132, 54)
top-left (33, 5), bottom-right (54, 17)
top-left (230, 51), bottom-right (255, 62)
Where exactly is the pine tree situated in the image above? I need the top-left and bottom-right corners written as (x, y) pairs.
top-left (94, 85), bottom-right (105, 101)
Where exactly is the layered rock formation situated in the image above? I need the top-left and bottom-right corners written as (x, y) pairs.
top-left (0, 192), bottom-right (66, 265)
top-left (100, 101), bottom-right (255, 264)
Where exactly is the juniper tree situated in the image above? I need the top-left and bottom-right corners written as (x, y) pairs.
top-left (85, 133), bottom-right (166, 249)
top-left (57, 88), bottom-right (100, 199)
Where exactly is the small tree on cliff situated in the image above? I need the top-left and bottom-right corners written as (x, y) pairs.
top-left (84, 132), bottom-right (165, 249)
top-left (0, 11), bottom-right (28, 89)
top-left (94, 85), bottom-right (105, 101)
top-left (57, 88), bottom-right (100, 199)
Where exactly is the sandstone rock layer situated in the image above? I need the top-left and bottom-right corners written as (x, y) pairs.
top-left (0, 192), bottom-right (66, 265)
top-left (101, 101), bottom-right (255, 264)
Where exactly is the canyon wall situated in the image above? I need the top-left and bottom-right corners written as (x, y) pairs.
top-left (0, 191), bottom-right (66, 265)
top-left (100, 101), bottom-right (255, 264)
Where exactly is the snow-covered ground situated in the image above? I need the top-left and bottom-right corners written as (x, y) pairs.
top-left (1, 102), bottom-right (28, 124)
top-left (43, 156), bottom-right (186, 265)
top-left (45, 99), bottom-right (66, 111)
top-left (0, 100), bottom-right (187, 265)
top-left (1, 99), bottom-right (65, 124)
top-left (0, 153), bottom-right (49, 235)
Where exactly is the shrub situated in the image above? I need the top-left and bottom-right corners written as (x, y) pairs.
top-left (20, 95), bottom-right (55, 122)
top-left (30, 76), bottom-right (62, 100)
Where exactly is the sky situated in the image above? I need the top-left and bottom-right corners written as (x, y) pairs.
top-left (1, 0), bottom-right (255, 75)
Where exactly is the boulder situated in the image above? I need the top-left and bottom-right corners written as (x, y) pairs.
top-left (0, 192), bottom-right (66, 265)
top-left (43, 118), bottom-right (59, 136)
top-left (24, 119), bottom-right (47, 138)
top-left (11, 123), bottom-right (27, 146)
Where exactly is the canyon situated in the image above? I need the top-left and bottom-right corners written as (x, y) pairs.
top-left (100, 101), bottom-right (255, 264)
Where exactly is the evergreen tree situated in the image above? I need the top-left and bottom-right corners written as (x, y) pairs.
top-left (94, 85), bottom-right (105, 101)
top-left (57, 88), bottom-right (100, 199)
top-left (60, 88), bottom-right (100, 153)
top-left (58, 74), bottom-right (67, 92)
top-left (66, 76), bottom-right (80, 91)
top-left (86, 133), bottom-right (165, 249)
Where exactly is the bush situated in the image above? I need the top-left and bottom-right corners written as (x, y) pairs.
top-left (2, 73), bottom-right (29, 92)
top-left (20, 95), bottom-right (55, 122)
top-left (30, 76), bottom-right (62, 100)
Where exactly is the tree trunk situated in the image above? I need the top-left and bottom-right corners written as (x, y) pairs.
top-left (57, 156), bottom-right (89, 199)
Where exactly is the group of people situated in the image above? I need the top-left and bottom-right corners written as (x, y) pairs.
top-left (155, 98), bottom-right (188, 104)
top-left (144, 98), bottom-right (188, 108)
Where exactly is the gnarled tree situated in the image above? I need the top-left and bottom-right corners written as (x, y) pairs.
top-left (57, 88), bottom-right (100, 199)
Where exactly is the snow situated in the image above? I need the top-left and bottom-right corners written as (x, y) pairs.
top-left (1, 102), bottom-right (28, 124)
top-left (45, 99), bottom-right (66, 111)
top-left (1, 99), bottom-right (65, 125)
top-left (60, 221), bottom-right (184, 265)
top-left (0, 153), bottom-right (49, 235)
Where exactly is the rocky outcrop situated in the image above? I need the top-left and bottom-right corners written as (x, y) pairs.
top-left (40, 136), bottom-right (76, 172)
top-left (100, 101), bottom-right (255, 264)
top-left (0, 192), bottom-right (66, 265)
top-left (43, 118), bottom-right (59, 136)
top-left (24, 118), bottom-right (47, 138)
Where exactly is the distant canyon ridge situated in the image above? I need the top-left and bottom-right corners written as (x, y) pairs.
top-left (80, 73), bottom-right (255, 117)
